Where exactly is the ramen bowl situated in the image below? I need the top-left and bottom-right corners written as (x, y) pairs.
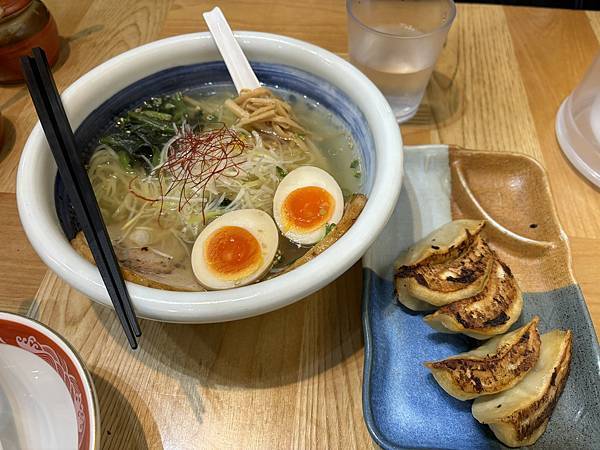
top-left (17, 32), bottom-right (402, 323)
top-left (0, 311), bottom-right (99, 449)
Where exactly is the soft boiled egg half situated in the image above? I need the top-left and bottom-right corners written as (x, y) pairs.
top-left (273, 166), bottom-right (344, 245)
top-left (191, 209), bottom-right (279, 290)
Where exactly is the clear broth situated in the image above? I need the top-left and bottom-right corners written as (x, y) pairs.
top-left (92, 85), bottom-right (362, 290)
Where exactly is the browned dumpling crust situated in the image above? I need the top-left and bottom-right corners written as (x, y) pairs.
top-left (425, 317), bottom-right (541, 400)
top-left (424, 258), bottom-right (523, 339)
top-left (472, 329), bottom-right (572, 447)
top-left (395, 220), bottom-right (495, 308)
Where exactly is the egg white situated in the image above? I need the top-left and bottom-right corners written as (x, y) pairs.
top-left (191, 209), bottom-right (279, 290)
top-left (273, 166), bottom-right (344, 245)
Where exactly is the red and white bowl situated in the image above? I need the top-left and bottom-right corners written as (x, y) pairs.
top-left (0, 312), bottom-right (99, 449)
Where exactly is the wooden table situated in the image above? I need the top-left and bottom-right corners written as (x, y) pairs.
top-left (1, 1), bottom-right (599, 448)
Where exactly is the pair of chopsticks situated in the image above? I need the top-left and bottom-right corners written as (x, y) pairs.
top-left (21, 48), bottom-right (141, 349)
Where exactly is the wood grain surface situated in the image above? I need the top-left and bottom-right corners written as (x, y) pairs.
top-left (1, 2), bottom-right (599, 449)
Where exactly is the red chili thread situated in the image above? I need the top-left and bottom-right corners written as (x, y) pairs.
top-left (128, 124), bottom-right (246, 224)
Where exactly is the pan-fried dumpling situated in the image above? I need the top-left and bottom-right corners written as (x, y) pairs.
top-left (395, 220), bottom-right (495, 309)
top-left (395, 274), bottom-right (437, 311)
top-left (423, 259), bottom-right (523, 339)
top-left (425, 317), bottom-right (541, 400)
top-left (472, 329), bottom-right (572, 447)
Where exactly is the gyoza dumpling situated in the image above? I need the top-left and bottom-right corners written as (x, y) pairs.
top-left (395, 277), bottom-right (436, 311)
top-left (395, 220), bottom-right (494, 310)
top-left (425, 317), bottom-right (541, 401)
top-left (472, 329), bottom-right (572, 447)
top-left (423, 259), bottom-right (523, 339)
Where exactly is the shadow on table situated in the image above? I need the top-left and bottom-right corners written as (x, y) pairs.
top-left (0, 117), bottom-right (16, 164)
top-left (91, 261), bottom-right (364, 392)
top-left (555, 139), bottom-right (600, 192)
top-left (403, 18), bottom-right (463, 130)
top-left (404, 70), bottom-right (463, 128)
top-left (92, 370), bottom-right (161, 449)
top-left (51, 25), bottom-right (105, 78)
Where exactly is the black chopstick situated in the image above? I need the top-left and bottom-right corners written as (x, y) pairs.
top-left (21, 48), bottom-right (141, 349)
top-left (27, 48), bottom-right (140, 339)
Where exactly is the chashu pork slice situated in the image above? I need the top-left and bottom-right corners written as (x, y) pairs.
top-left (425, 317), bottom-right (541, 401)
top-left (423, 259), bottom-right (523, 339)
top-left (71, 231), bottom-right (203, 291)
top-left (395, 220), bottom-right (495, 310)
top-left (472, 329), bottom-right (572, 448)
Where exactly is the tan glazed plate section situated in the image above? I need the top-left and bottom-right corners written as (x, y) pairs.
top-left (450, 147), bottom-right (573, 293)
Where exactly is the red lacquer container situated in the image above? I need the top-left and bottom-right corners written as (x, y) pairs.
top-left (0, 0), bottom-right (60, 83)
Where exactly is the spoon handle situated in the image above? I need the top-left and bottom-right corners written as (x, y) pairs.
top-left (203, 7), bottom-right (260, 93)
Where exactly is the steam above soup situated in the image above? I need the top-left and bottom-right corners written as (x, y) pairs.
top-left (76, 86), bottom-right (365, 291)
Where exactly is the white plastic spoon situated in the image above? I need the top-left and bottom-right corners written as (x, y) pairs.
top-left (203, 7), bottom-right (260, 93)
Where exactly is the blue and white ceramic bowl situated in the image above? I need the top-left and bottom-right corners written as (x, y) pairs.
top-left (17, 32), bottom-right (402, 322)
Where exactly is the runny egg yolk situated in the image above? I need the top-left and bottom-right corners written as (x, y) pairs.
top-left (205, 226), bottom-right (262, 280)
top-left (282, 186), bottom-right (334, 232)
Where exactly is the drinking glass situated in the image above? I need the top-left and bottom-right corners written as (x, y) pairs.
top-left (556, 53), bottom-right (600, 188)
top-left (347, 0), bottom-right (456, 122)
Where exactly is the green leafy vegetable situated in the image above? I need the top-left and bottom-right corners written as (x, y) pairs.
top-left (350, 159), bottom-right (359, 169)
top-left (98, 92), bottom-right (204, 172)
top-left (117, 150), bottom-right (132, 171)
top-left (139, 110), bottom-right (173, 121)
top-left (325, 223), bottom-right (336, 236)
top-left (276, 166), bottom-right (288, 179)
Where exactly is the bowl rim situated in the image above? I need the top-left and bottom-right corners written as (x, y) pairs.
top-left (0, 311), bottom-right (100, 449)
top-left (17, 31), bottom-right (403, 323)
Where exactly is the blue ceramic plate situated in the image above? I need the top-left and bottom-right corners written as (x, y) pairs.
top-left (362, 145), bottom-right (600, 449)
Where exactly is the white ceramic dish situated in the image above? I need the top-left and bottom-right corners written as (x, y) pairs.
top-left (17, 32), bottom-right (402, 323)
top-left (0, 312), bottom-right (99, 449)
